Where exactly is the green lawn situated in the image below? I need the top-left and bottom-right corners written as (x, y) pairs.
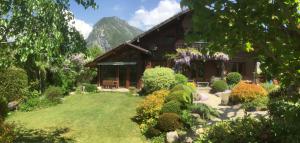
top-left (6, 92), bottom-right (147, 143)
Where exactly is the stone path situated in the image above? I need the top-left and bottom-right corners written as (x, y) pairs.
top-left (194, 88), bottom-right (267, 121)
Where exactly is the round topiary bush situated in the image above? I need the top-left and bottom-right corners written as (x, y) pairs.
top-left (230, 82), bottom-right (267, 103)
top-left (226, 72), bottom-right (242, 85)
top-left (161, 100), bottom-right (182, 114)
top-left (0, 96), bottom-right (8, 119)
top-left (44, 86), bottom-right (64, 102)
top-left (157, 113), bottom-right (182, 132)
top-left (174, 73), bottom-right (188, 85)
top-left (211, 80), bottom-right (228, 93)
top-left (0, 67), bottom-right (28, 101)
top-left (142, 67), bottom-right (176, 94)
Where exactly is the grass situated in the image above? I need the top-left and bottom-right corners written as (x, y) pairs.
top-left (6, 92), bottom-right (147, 143)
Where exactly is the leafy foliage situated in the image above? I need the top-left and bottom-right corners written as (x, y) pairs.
top-left (19, 97), bottom-right (58, 112)
top-left (0, 0), bottom-right (96, 68)
top-left (44, 86), bottom-right (64, 102)
top-left (145, 127), bottom-right (161, 138)
top-left (157, 113), bottom-right (182, 132)
top-left (174, 73), bottom-right (188, 85)
top-left (226, 72), bottom-right (242, 85)
top-left (142, 67), bottom-right (176, 94)
top-left (166, 90), bottom-right (191, 106)
top-left (0, 121), bottom-right (15, 143)
top-left (195, 117), bottom-right (276, 143)
top-left (188, 103), bottom-right (220, 120)
top-left (161, 100), bottom-right (182, 114)
top-left (230, 82), bottom-right (267, 103)
top-left (180, 110), bottom-right (197, 128)
top-left (0, 67), bottom-right (28, 102)
top-left (84, 83), bottom-right (98, 92)
top-left (211, 80), bottom-right (228, 93)
top-left (136, 90), bottom-right (170, 123)
top-left (242, 96), bottom-right (269, 111)
top-left (261, 82), bottom-right (278, 93)
top-left (180, 0), bottom-right (300, 87)
top-left (0, 97), bottom-right (8, 119)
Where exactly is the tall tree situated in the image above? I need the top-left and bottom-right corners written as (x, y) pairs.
top-left (0, 0), bottom-right (97, 68)
top-left (181, 0), bottom-right (300, 87)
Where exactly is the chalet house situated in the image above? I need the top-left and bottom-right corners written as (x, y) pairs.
top-left (86, 10), bottom-right (257, 89)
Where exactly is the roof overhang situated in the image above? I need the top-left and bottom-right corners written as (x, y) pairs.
top-left (98, 62), bottom-right (136, 66)
top-left (85, 43), bottom-right (150, 67)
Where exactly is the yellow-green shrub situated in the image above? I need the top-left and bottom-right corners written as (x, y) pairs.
top-left (186, 82), bottom-right (197, 91)
top-left (230, 82), bottom-right (267, 103)
top-left (136, 90), bottom-right (170, 122)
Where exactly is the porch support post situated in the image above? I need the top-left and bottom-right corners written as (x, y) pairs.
top-left (126, 66), bottom-right (130, 88)
top-left (98, 66), bottom-right (101, 87)
top-left (116, 65), bottom-right (119, 88)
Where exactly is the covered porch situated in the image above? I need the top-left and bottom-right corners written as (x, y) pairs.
top-left (97, 62), bottom-right (139, 89)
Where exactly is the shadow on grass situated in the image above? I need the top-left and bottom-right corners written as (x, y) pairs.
top-left (14, 126), bottom-right (74, 143)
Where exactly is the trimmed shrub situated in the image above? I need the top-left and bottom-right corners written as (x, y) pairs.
top-left (226, 72), bottom-right (242, 85)
top-left (145, 127), bottom-right (161, 138)
top-left (242, 96), bottom-right (269, 111)
top-left (230, 82), bottom-right (267, 103)
top-left (142, 67), bottom-right (176, 94)
top-left (0, 67), bottom-right (28, 101)
top-left (157, 113), bottom-right (182, 132)
top-left (136, 90), bottom-right (170, 122)
top-left (0, 97), bottom-right (8, 119)
top-left (161, 100), bottom-right (181, 114)
top-left (44, 86), bottom-right (64, 102)
top-left (211, 80), bottom-right (228, 93)
top-left (188, 103), bottom-right (220, 120)
top-left (165, 90), bottom-right (191, 106)
top-left (84, 83), bottom-right (97, 92)
top-left (174, 73), bottom-right (188, 85)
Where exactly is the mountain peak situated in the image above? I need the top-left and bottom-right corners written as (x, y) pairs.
top-left (87, 16), bottom-right (142, 51)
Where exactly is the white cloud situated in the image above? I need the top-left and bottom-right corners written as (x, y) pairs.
top-left (128, 0), bottom-right (181, 30)
top-left (69, 18), bottom-right (93, 39)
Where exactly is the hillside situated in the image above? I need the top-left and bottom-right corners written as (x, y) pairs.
top-left (86, 16), bottom-right (143, 51)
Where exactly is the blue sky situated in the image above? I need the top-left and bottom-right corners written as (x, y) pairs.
top-left (69, 0), bottom-right (182, 38)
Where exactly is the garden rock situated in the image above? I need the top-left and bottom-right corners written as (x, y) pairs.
top-left (200, 93), bottom-right (209, 101)
top-left (166, 131), bottom-right (179, 143)
top-left (183, 137), bottom-right (193, 143)
top-left (8, 101), bottom-right (19, 110)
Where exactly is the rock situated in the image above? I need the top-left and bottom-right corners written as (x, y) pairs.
top-left (184, 137), bottom-right (193, 143)
top-left (166, 131), bottom-right (179, 143)
top-left (8, 101), bottom-right (19, 110)
top-left (200, 93), bottom-right (209, 101)
top-left (191, 113), bottom-right (200, 118)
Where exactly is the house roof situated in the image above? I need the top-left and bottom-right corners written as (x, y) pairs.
top-left (85, 9), bottom-right (191, 67)
top-left (85, 42), bottom-right (150, 67)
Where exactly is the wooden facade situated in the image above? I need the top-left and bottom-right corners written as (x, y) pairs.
top-left (86, 10), bottom-right (257, 88)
